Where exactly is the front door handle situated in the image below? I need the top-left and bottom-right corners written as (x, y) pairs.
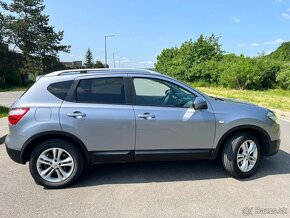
top-left (137, 113), bottom-right (155, 120)
top-left (66, 111), bottom-right (86, 119)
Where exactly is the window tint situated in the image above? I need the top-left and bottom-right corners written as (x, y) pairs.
top-left (133, 78), bottom-right (196, 108)
top-left (47, 80), bottom-right (73, 100)
top-left (76, 77), bottom-right (125, 104)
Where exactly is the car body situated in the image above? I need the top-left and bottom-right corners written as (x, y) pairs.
top-left (5, 69), bottom-right (280, 188)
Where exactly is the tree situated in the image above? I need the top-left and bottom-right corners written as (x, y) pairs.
top-left (35, 15), bottom-right (70, 74)
top-left (155, 34), bottom-right (224, 81)
top-left (1, 0), bottom-right (43, 80)
top-left (84, 48), bottom-right (94, 68)
top-left (155, 47), bottom-right (179, 78)
top-left (0, 0), bottom-right (70, 79)
top-left (95, 60), bottom-right (105, 68)
top-left (0, 12), bottom-right (6, 43)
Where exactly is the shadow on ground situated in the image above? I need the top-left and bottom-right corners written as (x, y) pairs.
top-left (69, 149), bottom-right (290, 189)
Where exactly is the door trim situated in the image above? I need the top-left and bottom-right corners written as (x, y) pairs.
top-left (88, 149), bottom-right (212, 164)
top-left (89, 150), bottom-right (135, 163)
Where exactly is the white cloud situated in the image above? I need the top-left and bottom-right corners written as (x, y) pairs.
top-left (231, 16), bottom-right (241, 23)
top-left (237, 43), bottom-right (246, 47)
top-left (264, 38), bottom-right (285, 45)
top-left (287, 8), bottom-right (290, 11)
top-left (69, 54), bottom-right (83, 59)
top-left (250, 43), bottom-right (259, 47)
top-left (282, 12), bottom-right (290, 19)
top-left (275, 0), bottom-right (283, 3)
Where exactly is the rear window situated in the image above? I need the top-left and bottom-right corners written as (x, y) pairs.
top-left (47, 80), bottom-right (73, 100)
top-left (76, 77), bottom-right (125, 104)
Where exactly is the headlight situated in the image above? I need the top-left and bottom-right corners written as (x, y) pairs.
top-left (267, 111), bottom-right (278, 123)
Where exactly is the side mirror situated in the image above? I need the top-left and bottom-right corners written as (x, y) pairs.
top-left (193, 97), bottom-right (208, 110)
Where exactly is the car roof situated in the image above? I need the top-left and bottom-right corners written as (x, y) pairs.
top-left (45, 68), bottom-right (160, 77)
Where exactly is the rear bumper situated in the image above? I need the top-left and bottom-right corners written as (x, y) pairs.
top-left (5, 133), bottom-right (28, 164)
top-left (5, 144), bottom-right (23, 164)
top-left (263, 139), bottom-right (280, 156)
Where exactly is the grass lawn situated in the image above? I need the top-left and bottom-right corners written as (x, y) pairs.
top-left (0, 106), bottom-right (9, 118)
top-left (194, 86), bottom-right (290, 112)
top-left (0, 86), bottom-right (29, 92)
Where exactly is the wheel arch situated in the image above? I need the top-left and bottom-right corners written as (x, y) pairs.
top-left (210, 125), bottom-right (271, 160)
top-left (20, 131), bottom-right (90, 164)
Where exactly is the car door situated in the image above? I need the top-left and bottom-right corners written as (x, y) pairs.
top-left (131, 75), bottom-right (216, 161)
top-left (59, 75), bottom-right (135, 162)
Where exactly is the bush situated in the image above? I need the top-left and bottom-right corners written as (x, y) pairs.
top-left (277, 69), bottom-right (290, 90)
top-left (188, 60), bottom-right (222, 84)
top-left (219, 58), bottom-right (280, 90)
top-left (155, 35), bottom-right (288, 90)
top-left (219, 57), bottom-right (254, 89)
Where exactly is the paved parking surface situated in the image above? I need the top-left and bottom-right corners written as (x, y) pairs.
top-left (0, 118), bottom-right (8, 144)
top-left (0, 120), bottom-right (289, 217)
top-left (0, 91), bottom-right (23, 108)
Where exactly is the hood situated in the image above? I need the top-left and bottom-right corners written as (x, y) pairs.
top-left (209, 96), bottom-right (256, 106)
top-left (208, 96), bottom-right (269, 114)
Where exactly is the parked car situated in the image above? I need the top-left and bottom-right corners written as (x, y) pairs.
top-left (5, 69), bottom-right (280, 188)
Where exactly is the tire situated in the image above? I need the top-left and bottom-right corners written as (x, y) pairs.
top-left (222, 132), bottom-right (261, 178)
top-left (29, 138), bottom-right (84, 188)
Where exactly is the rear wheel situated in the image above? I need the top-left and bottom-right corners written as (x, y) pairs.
top-left (29, 139), bottom-right (84, 188)
top-left (222, 132), bottom-right (261, 178)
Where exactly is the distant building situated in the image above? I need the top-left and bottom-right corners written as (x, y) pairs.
top-left (61, 61), bottom-right (82, 69)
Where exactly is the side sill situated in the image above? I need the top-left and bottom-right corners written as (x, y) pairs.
top-left (135, 149), bottom-right (212, 162)
top-left (88, 149), bottom-right (212, 164)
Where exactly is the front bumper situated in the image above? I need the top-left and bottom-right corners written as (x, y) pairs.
top-left (263, 139), bottom-right (280, 156)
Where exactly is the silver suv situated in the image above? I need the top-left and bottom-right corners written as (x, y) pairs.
top-left (5, 69), bottom-right (280, 188)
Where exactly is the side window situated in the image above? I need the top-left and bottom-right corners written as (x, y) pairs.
top-left (76, 77), bottom-right (125, 104)
top-left (133, 78), bottom-right (196, 108)
top-left (47, 80), bottom-right (73, 100)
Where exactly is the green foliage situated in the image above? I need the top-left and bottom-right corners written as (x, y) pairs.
top-left (276, 68), bottom-right (290, 90)
top-left (219, 57), bottom-right (280, 90)
top-left (155, 34), bottom-right (224, 82)
top-left (190, 81), bottom-right (212, 87)
top-left (189, 60), bottom-right (224, 84)
top-left (267, 42), bottom-right (290, 62)
top-left (155, 47), bottom-right (179, 76)
top-left (0, 106), bottom-right (9, 118)
top-left (0, 0), bottom-right (70, 78)
top-left (155, 34), bottom-right (287, 90)
top-left (84, 48), bottom-right (94, 68)
top-left (0, 12), bottom-right (6, 42)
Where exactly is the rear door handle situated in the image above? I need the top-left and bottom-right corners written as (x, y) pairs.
top-left (66, 111), bottom-right (86, 119)
top-left (137, 113), bottom-right (155, 120)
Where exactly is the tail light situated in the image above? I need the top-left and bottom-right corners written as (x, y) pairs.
top-left (8, 108), bottom-right (30, 125)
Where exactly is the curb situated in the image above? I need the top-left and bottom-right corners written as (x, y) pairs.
top-left (0, 135), bottom-right (7, 145)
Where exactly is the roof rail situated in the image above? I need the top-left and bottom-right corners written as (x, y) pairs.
top-left (45, 68), bottom-right (156, 77)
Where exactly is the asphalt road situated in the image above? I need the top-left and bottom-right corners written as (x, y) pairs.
top-left (0, 120), bottom-right (289, 217)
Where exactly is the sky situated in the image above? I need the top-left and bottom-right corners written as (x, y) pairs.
top-left (42, 0), bottom-right (290, 68)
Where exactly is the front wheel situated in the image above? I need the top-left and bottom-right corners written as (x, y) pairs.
top-left (29, 139), bottom-right (84, 188)
top-left (222, 133), bottom-right (261, 178)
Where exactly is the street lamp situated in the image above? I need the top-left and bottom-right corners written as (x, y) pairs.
top-left (104, 34), bottom-right (115, 68)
